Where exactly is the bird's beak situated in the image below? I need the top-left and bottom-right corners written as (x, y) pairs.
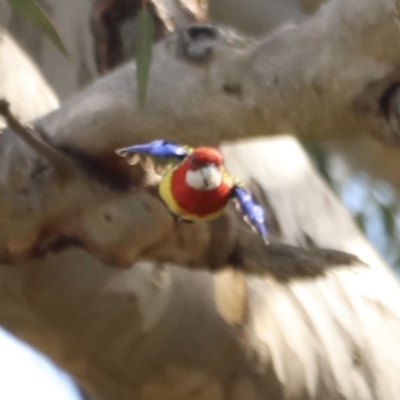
top-left (200, 164), bottom-right (222, 189)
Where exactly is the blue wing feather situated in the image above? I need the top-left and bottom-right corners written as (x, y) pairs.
top-left (232, 185), bottom-right (268, 241)
top-left (116, 140), bottom-right (191, 159)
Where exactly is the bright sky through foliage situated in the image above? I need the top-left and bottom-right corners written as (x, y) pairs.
top-left (0, 327), bottom-right (80, 400)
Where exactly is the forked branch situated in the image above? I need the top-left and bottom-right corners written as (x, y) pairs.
top-left (0, 99), bottom-right (76, 179)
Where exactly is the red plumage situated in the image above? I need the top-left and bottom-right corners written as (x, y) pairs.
top-left (170, 148), bottom-right (232, 218)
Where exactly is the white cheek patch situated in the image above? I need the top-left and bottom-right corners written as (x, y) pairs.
top-left (186, 165), bottom-right (223, 191)
top-left (185, 170), bottom-right (205, 190)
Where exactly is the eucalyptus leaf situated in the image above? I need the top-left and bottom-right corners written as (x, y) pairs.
top-left (5, 0), bottom-right (67, 56)
top-left (381, 204), bottom-right (395, 238)
top-left (355, 213), bottom-right (365, 232)
top-left (136, 7), bottom-right (155, 107)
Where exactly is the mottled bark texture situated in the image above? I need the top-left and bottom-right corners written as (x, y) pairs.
top-left (91, 0), bottom-right (207, 74)
top-left (12, 0), bottom-right (399, 150)
top-left (1, 0), bottom-right (400, 399)
top-left (0, 0), bottom-right (208, 98)
top-left (0, 130), bottom-right (399, 400)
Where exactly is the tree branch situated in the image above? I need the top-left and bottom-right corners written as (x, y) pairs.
top-left (0, 102), bottom-right (362, 276)
top-left (0, 99), bottom-right (75, 179)
top-left (0, 137), bottom-right (396, 400)
top-left (22, 0), bottom-right (398, 153)
top-left (1, 1), bottom-right (400, 399)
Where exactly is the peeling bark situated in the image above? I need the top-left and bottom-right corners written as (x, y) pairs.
top-left (91, 0), bottom-right (170, 74)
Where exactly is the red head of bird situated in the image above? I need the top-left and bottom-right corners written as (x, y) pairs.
top-left (184, 147), bottom-right (224, 191)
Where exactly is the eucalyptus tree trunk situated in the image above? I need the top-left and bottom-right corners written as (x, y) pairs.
top-left (1, 1), bottom-right (400, 400)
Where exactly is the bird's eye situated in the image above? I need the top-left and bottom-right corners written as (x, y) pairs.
top-left (190, 158), bottom-right (201, 168)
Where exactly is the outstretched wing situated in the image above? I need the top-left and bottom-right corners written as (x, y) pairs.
top-left (116, 140), bottom-right (192, 159)
top-left (232, 185), bottom-right (268, 242)
top-left (116, 140), bottom-right (193, 174)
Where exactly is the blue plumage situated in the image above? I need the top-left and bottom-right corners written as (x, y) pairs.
top-left (115, 140), bottom-right (190, 159)
top-left (232, 186), bottom-right (268, 241)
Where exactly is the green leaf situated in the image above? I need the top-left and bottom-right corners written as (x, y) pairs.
top-left (381, 205), bottom-right (395, 238)
top-left (136, 7), bottom-right (155, 108)
top-left (355, 213), bottom-right (365, 232)
top-left (5, 0), bottom-right (68, 56)
top-left (305, 144), bottom-right (333, 186)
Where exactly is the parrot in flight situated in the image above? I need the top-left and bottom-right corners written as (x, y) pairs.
top-left (116, 140), bottom-right (268, 241)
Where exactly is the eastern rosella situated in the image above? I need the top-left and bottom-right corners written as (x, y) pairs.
top-left (116, 140), bottom-right (268, 241)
